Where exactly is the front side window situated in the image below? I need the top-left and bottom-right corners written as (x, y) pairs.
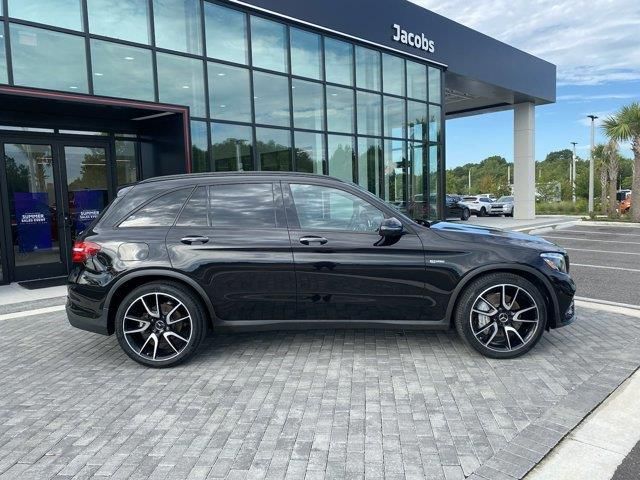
top-left (120, 188), bottom-right (192, 227)
top-left (290, 184), bottom-right (384, 232)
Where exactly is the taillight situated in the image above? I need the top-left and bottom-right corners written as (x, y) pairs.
top-left (72, 241), bottom-right (101, 263)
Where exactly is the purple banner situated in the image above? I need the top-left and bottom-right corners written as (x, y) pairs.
top-left (14, 192), bottom-right (53, 253)
top-left (72, 190), bottom-right (105, 235)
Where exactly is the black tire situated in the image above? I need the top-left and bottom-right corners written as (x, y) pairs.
top-left (453, 273), bottom-right (546, 359)
top-left (460, 208), bottom-right (470, 221)
top-left (478, 207), bottom-right (486, 217)
top-left (115, 281), bottom-right (207, 368)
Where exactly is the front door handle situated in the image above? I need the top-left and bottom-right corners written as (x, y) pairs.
top-left (299, 236), bottom-right (328, 246)
top-left (181, 235), bottom-right (209, 245)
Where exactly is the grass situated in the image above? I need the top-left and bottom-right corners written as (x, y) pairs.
top-left (536, 200), bottom-right (588, 215)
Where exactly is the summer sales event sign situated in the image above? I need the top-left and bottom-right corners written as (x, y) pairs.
top-left (72, 190), bottom-right (104, 235)
top-left (14, 192), bottom-right (53, 253)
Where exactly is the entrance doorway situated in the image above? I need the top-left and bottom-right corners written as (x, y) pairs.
top-left (0, 137), bottom-right (114, 282)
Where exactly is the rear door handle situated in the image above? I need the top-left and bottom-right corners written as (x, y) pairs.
top-left (299, 236), bottom-right (328, 245)
top-left (181, 235), bottom-right (209, 245)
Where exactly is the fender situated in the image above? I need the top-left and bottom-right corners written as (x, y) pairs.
top-left (105, 268), bottom-right (219, 325)
top-left (444, 263), bottom-right (560, 328)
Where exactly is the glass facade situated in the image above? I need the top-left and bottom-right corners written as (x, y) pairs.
top-left (0, 0), bottom-right (444, 220)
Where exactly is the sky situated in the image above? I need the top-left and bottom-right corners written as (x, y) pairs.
top-left (410, 0), bottom-right (640, 167)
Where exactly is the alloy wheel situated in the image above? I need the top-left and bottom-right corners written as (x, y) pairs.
top-left (469, 284), bottom-right (540, 353)
top-left (122, 292), bottom-right (193, 361)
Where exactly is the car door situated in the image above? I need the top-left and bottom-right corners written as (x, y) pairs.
top-left (284, 180), bottom-right (429, 322)
top-left (166, 180), bottom-right (296, 322)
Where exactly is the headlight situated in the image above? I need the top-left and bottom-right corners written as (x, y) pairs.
top-left (541, 252), bottom-right (567, 273)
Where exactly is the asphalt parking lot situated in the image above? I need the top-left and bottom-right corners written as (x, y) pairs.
top-left (539, 223), bottom-right (640, 306)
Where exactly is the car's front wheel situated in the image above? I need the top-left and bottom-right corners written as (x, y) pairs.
top-left (460, 207), bottom-right (470, 221)
top-left (115, 281), bottom-right (207, 368)
top-left (478, 207), bottom-right (486, 217)
top-left (454, 273), bottom-right (546, 358)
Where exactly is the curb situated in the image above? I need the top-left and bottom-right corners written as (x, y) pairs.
top-left (515, 220), bottom-right (581, 235)
top-left (579, 221), bottom-right (640, 228)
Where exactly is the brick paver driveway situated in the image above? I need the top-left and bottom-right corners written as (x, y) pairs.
top-left (1, 307), bottom-right (639, 479)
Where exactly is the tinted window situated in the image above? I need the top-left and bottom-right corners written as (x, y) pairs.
top-left (253, 71), bottom-right (290, 127)
top-left (204, 2), bottom-right (247, 65)
top-left (177, 186), bottom-right (208, 226)
top-left (9, 0), bottom-right (82, 31)
top-left (10, 25), bottom-right (88, 93)
top-left (208, 62), bottom-right (251, 122)
top-left (211, 123), bottom-right (253, 172)
top-left (290, 28), bottom-right (322, 80)
top-left (157, 53), bottom-right (206, 117)
top-left (210, 183), bottom-right (276, 228)
top-left (153, 0), bottom-right (202, 55)
top-left (324, 38), bottom-right (353, 86)
top-left (88, 0), bottom-right (150, 44)
top-left (291, 184), bottom-right (384, 232)
top-left (120, 188), bottom-right (191, 227)
top-left (91, 40), bottom-right (154, 101)
top-left (250, 16), bottom-right (287, 73)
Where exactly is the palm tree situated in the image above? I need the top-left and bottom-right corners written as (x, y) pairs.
top-left (593, 144), bottom-right (608, 214)
top-left (604, 103), bottom-right (640, 222)
top-left (604, 139), bottom-right (620, 215)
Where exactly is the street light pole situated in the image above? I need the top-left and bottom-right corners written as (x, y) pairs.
top-left (587, 115), bottom-right (598, 213)
top-left (570, 141), bottom-right (578, 203)
top-left (468, 168), bottom-right (471, 194)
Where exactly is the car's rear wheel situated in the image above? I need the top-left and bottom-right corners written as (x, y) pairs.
top-left (115, 282), bottom-right (207, 368)
top-left (454, 273), bottom-right (546, 358)
top-left (460, 208), bottom-right (470, 221)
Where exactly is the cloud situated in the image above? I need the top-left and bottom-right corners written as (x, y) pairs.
top-left (410, 0), bottom-right (640, 86)
top-left (557, 93), bottom-right (639, 102)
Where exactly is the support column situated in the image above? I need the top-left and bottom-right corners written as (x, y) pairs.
top-left (513, 102), bottom-right (536, 219)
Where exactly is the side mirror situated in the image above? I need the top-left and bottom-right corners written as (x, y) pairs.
top-left (379, 217), bottom-right (404, 237)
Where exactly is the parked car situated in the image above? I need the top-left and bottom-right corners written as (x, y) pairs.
top-left (445, 195), bottom-right (471, 220)
top-left (490, 196), bottom-right (514, 217)
top-left (460, 196), bottom-right (494, 217)
top-left (619, 193), bottom-right (631, 214)
top-left (478, 193), bottom-right (497, 201)
top-left (67, 173), bottom-right (576, 367)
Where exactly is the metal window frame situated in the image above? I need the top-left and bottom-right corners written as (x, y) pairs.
top-left (0, 0), bottom-right (446, 220)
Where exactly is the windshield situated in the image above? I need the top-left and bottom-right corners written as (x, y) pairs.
top-left (497, 196), bottom-right (513, 202)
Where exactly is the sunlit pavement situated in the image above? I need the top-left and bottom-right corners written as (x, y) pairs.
top-left (1, 303), bottom-right (639, 479)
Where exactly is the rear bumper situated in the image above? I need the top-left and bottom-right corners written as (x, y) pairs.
top-left (66, 302), bottom-right (110, 335)
top-left (66, 283), bottom-right (111, 335)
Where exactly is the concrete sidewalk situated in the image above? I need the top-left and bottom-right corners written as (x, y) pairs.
top-left (456, 215), bottom-right (582, 233)
top-left (0, 282), bottom-right (67, 315)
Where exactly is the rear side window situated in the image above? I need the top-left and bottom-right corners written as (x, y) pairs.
top-left (119, 188), bottom-right (192, 227)
top-left (176, 183), bottom-right (276, 229)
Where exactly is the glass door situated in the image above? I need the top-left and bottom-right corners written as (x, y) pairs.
top-left (61, 145), bottom-right (110, 244)
top-left (2, 142), bottom-right (68, 280)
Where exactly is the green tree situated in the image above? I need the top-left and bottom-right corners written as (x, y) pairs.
top-left (603, 103), bottom-right (640, 222)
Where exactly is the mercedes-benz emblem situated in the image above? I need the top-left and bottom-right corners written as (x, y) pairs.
top-left (498, 313), bottom-right (509, 323)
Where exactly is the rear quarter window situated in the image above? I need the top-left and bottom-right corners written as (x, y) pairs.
top-left (119, 187), bottom-right (193, 228)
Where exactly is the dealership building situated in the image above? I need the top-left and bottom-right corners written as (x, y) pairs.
top-left (0, 0), bottom-right (555, 284)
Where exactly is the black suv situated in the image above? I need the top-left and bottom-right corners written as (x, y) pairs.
top-left (67, 173), bottom-right (576, 367)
